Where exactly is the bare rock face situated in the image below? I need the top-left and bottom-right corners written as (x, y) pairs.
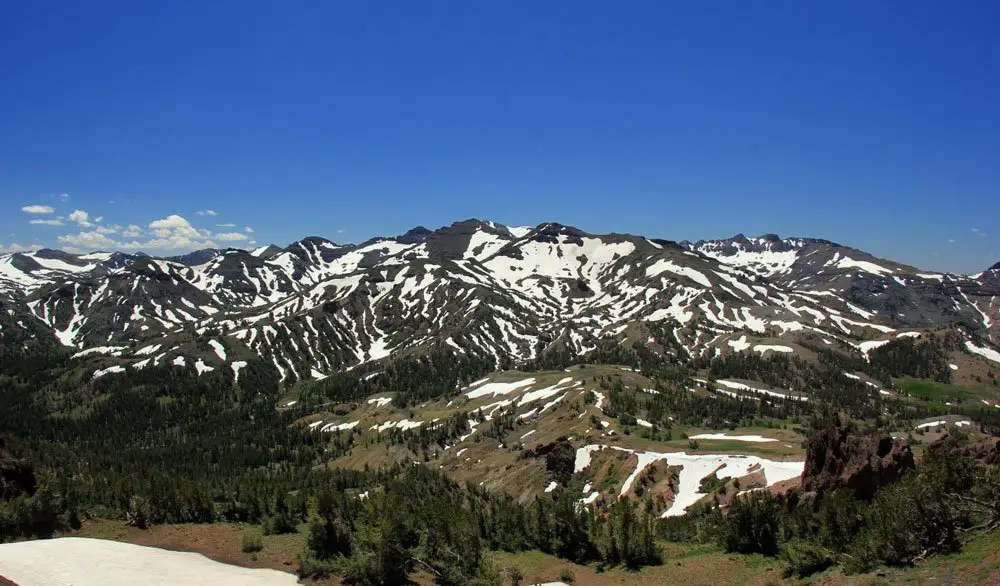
top-left (801, 417), bottom-right (915, 500)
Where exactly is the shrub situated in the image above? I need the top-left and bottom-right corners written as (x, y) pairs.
top-left (782, 540), bottom-right (834, 578)
top-left (241, 531), bottom-right (263, 554)
top-left (717, 492), bottom-right (781, 556)
top-left (296, 554), bottom-right (342, 580)
top-left (559, 568), bottom-right (575, 583)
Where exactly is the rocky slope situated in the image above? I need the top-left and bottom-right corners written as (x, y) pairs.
top-left (0, 220), bottom-right (998, 384)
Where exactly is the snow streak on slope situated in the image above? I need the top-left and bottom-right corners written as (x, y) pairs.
top-left (5, 221), bottom-right (999, 379)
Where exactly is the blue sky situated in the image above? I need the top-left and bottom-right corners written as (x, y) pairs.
top-left (1, 2), bottom-right (998, 272)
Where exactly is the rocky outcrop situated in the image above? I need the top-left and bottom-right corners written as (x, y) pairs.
top-left (953, 435), bottom-right (1000, 465)
top-left (520, 438), bottom-right (576, 484)
top-left (801, 417), bottom-right (915, 500)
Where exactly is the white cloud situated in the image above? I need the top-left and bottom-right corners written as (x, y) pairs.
top-left (972, 228), bottom-right (987, 237)
top-left (149, 214), bottom-right (193, 230)
top-left (96, 226), bottom-right (118, 235)
top-left (131, 214), bottom-right (216, 250)
top-left (57, 193), bottom-right (71, 201)
top-left (195, 209), bottom-right (218, 216)
top-left (120, 236), bottom-right (217, 251)
top-left (149, 214), bottom-right (201, 239)
top-left (122, 224), bottom-right (144, 237)
top-left (0, 242), bottom-right (37, 253)
top-left (216, 223), bottom-right (236, 228)
top-left (215, 232), bottom-right (249, 241)
top-left (244, 226), bottom-right (254, 233)
top-left (22, 205), bottom-right (54, 214)
top-left (30, 219), bottom-right (65, 226)
top-left (947, 239), bottom-right (956, 244)
top-left (58, 230), bottom-right (119, 250)
top-left (68, 210), bottom-right (93, 227)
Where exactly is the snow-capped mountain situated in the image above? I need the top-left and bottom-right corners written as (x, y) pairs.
top-left (1, 220), bottom-right (997, 382)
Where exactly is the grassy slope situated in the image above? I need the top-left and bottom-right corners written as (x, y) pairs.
top-left (56, 363), bottom-right (1000, 585)
top-left (316, 365), bottom-right (808, 506)
top-left (895, 377), bottom-right (996, 404)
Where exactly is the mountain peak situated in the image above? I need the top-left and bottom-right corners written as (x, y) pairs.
top-left (167, 249), bottom-right (220, 266)
top-left (250, 244), bottom-right (282, 259)
top-left (396, 226), bottom-right (433, 244)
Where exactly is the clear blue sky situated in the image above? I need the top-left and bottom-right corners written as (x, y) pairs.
top-left (1, 2), bottom-right (998, 272)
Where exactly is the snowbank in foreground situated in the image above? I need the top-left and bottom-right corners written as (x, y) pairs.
top-left (0, 537), bottom-right (300, 586)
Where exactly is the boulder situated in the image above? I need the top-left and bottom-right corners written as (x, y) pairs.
top-left (801, 417), bottom-right (914, 500)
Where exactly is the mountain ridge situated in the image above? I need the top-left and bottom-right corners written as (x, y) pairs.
top-left (1, 219), bottom-right (997, 386)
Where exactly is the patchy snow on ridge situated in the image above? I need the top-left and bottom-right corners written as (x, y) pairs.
top-left (966, 341), bottom-right (1000, 364)
top-left (574, 445), bottom-right (804, 517)
top-left (367, 396), bottom-right (392, 408)
top-left (194, 359), bottom-right (214, 375)
top-left (208, 339), bottom-right (227, 361)
top-left (833, 256), bottom-right (894, 275)
top-left (727, 335), bottom-right (750, 352)
top-left (858, 339), bottom-right (891, 358)
top-left (321, 420), bottom-right (360, 432)
top-left (753, 344), bottom-right (793, 354)
top-left (574, 445), bottom-right (605, 473)
top-left (231, 361), bottom-right (247, 382)
top-left (0, 537), bottom-right (300, 586)
top-left (73, 346), bottom-right (125, 358)
top-left (518, 377), bottom-right (577, 405)
top-left (645, 259), bottom-right (712, 288)
top-left (465, 378), bottom-right (535, 399)
top-left (715, 379), bottom-right (807, 402)
top-left (92, 365), bottom-right (125, 379)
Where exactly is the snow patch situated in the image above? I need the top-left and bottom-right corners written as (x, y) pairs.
top-left (753, 344), bottom-right (793, 354)
top-left (965, 341), bottom-right (1000, 364)
top-left (688, 433), bottom-right (778, 443)
top-left (466, 378), bottom-right (535, 399)
top-left (208, 339), bottom-right (227, 361)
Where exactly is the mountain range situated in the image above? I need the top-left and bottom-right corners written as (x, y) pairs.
top-left (1, 219), bottom-right (998, 382)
